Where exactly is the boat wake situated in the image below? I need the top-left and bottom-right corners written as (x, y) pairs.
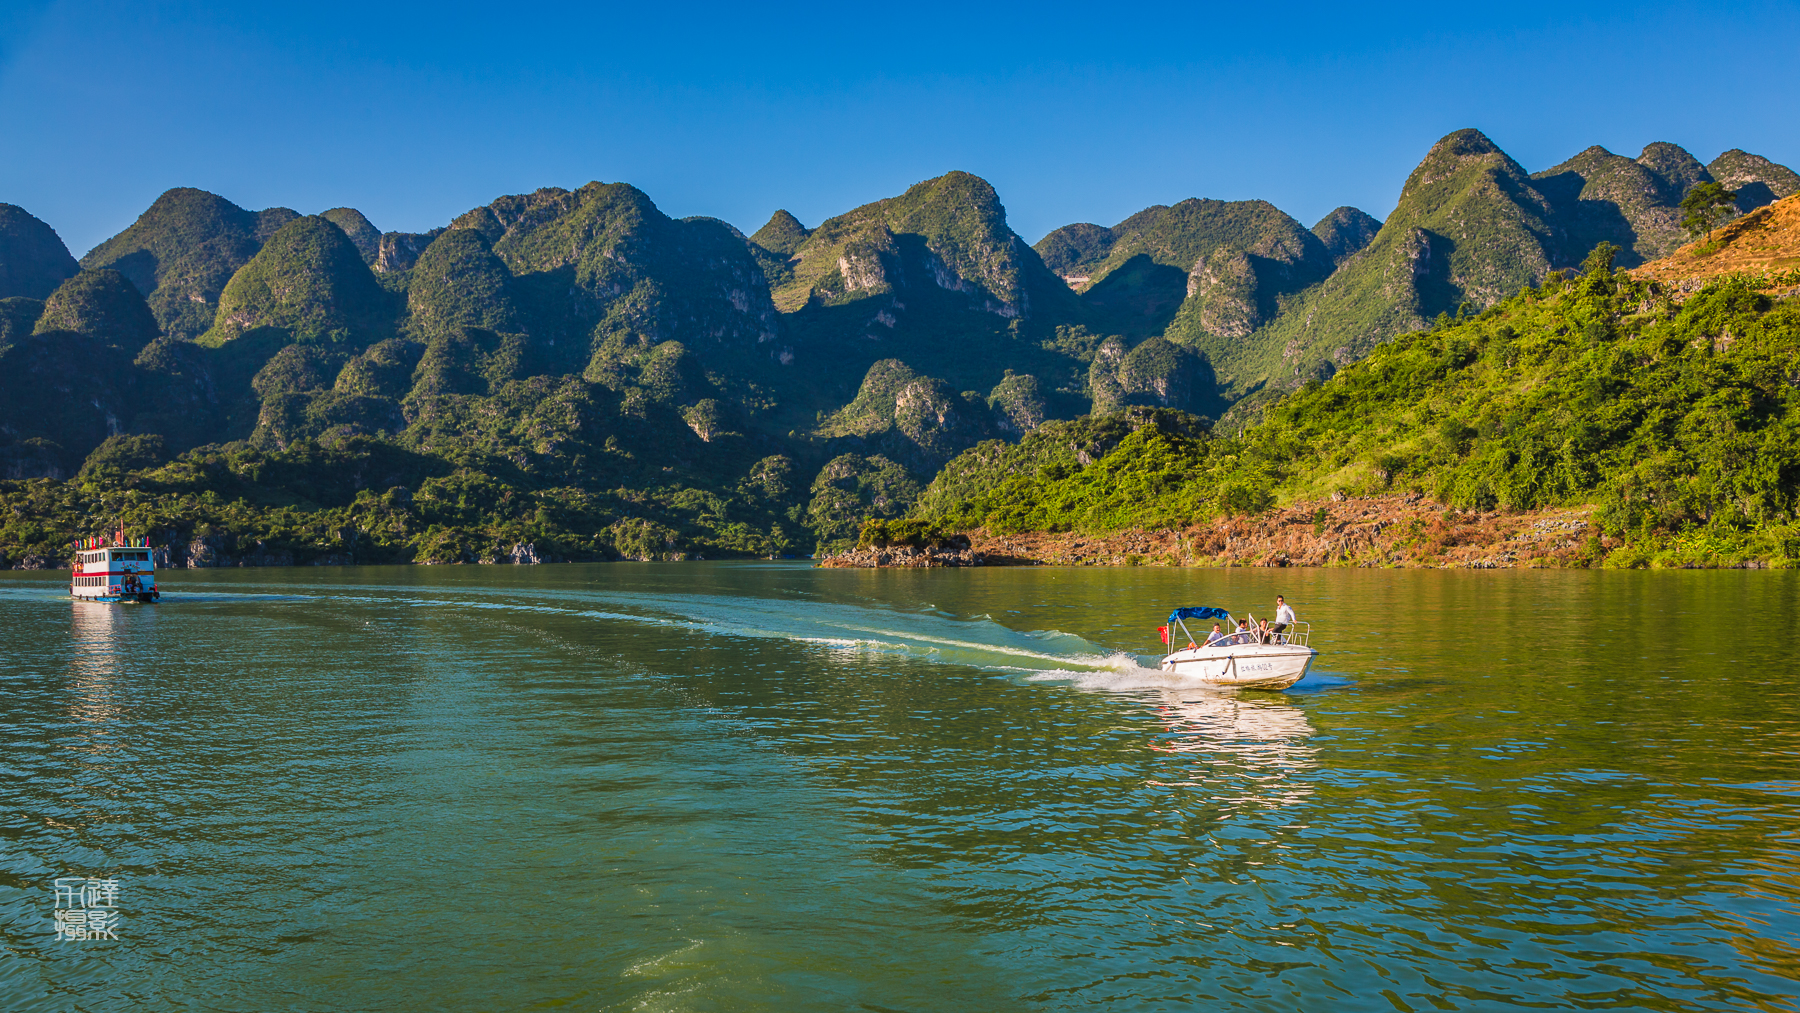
top-left (202, 579), bottom-right (1337, 692)
top-left (1022, 654), bottom-right (1225, 692)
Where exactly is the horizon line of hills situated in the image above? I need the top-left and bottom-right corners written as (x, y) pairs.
top-left (1, 126), bottom-right (1796, 558)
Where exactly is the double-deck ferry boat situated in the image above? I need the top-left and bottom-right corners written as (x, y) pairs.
top-left (70, 532), bottom-right (161, 603)
top-left (1157, 605), bottom-right (1314, 690)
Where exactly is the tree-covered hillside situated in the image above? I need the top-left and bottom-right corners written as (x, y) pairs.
top-left (912, 241), bottom-right (1800, 567)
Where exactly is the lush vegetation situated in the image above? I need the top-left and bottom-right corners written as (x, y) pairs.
top-left (853, 517), bottom-right (966, 551)
top-left (6, 141), bottom-right (1800, 571)
top-left (917, 248), bottom-right (1800, 567)
top-left (0, 430), bottom-right (810, 567)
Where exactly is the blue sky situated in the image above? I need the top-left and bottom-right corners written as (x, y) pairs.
top-left (3, 1), bottom-right (1796, 257)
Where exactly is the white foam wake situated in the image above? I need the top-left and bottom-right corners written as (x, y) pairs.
top-left (1021, 652), bottom-right (1213, 692)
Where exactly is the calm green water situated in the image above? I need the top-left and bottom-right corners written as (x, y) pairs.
top-left (2, 564), bottom-right (1798, 1011)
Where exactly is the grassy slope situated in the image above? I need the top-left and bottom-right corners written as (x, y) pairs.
top-left (1633, 194), bottom-right (1800, 288)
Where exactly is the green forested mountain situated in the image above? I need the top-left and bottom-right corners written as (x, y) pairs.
top-left (1035, 198), bottom-right (1336, 344)
top-left (1051, 131), bottom-right (1799, 412)
top-left (321, 207), bottom-right (382, 264)
top-left (0, 204), bottom-right (78, 300)
top-left (1, 131), bottom-right (1796, 567)
top-left (80, 188), bottom-right (302, 341)
top-left (200, 215), bottom-right (395, 347)
top-left (1708, 149), bottom-right (1800, 211)
top-left (1311, 207), bottom-right (1382, 266)
top-left (1207, 129), bottom-right (1564, 401)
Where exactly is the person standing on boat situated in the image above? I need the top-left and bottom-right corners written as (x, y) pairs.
top-left (1271, 596), bottom-right (1296, 643)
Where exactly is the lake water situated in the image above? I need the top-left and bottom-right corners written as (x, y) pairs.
top-left (2, 564), bottom-right (1798, 1012)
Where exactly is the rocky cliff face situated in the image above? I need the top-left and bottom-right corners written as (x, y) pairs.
top-left (1042, 198), bottom-right (1335, 346)
top-left (1089, 336), bottom-right (1212, 416)
top-left (375, 230), bottom-right (442, 273)
top-left (1183, 248), bottom-right (1261, 338)
top-left (986, 370), bottom-right (1046, 434)
top-left (807, 357), bottom-right (1018, 482)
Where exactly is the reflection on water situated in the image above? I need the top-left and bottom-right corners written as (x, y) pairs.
top-left (1146, 691), bottom-right (1316, 815)
top-left (66, 603), bottom-right (130, 740)
top-left (0, 565), bottom-right (1797, 1013)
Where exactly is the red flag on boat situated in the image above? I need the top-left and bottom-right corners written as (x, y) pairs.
top-left (1158, 625), bottom-right (1170, 645)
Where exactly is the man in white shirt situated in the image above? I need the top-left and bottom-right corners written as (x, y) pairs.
top-left (1272, 596), bottom-right (1296, 643)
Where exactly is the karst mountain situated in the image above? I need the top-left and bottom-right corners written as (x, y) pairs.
top-left (0, 128), bottom-right (1794, 562)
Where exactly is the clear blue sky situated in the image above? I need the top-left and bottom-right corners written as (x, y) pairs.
top-left (3, 1), bottom-right (1796, 257)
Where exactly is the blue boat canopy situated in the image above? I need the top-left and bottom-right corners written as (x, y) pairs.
top-left (1168, 606), bottom-right (1233, 623)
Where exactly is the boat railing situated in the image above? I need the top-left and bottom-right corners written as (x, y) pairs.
top-left (1271, 621), bottom-right (1311, 647)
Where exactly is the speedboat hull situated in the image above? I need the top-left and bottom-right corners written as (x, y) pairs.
top-left (1160, 644), bottom-right (1315, 690)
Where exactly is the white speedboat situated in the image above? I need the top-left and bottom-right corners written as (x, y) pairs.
top-left (1158, 606), bottom-right (1314, 690)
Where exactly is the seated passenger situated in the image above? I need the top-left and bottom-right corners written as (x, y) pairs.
top-left (1226, 619), bottom-right (1253, 646)
top-left (1203, 623), bottom-right (1225, 646)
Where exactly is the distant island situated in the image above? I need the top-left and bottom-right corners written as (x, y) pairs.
top-left (2, 129), bottom-right (1797, 569)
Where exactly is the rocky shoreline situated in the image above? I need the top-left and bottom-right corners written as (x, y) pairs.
top-left (815, 544), bottom-right (1005, 568)
top-left (817, 495), bottom-right (1621, 569)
